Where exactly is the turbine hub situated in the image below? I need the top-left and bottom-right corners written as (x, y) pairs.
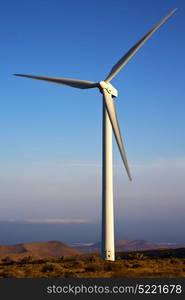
top-left (99, 81), bottom-right (118, 98)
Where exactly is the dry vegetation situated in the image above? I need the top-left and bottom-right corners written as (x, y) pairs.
top-left (0, 248), bottom-right (185, 278)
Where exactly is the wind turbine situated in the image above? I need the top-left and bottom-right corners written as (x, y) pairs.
top-left (14, 9), bottom-right (176, 261)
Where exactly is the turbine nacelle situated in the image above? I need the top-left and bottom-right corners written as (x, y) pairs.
top-left (99, 81), bottom-right (118, 98)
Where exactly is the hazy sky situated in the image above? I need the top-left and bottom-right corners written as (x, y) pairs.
top-left (0, 0), bottom-right (185, 243)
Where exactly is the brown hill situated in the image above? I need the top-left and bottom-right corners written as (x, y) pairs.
top-left (0, 241), bottom-right (80, 260)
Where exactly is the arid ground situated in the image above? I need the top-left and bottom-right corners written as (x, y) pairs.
top-left (0, 248), bottom-right (185, 278)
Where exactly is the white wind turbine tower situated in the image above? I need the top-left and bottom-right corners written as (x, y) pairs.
top-left (15, 9), bottom-right (176, 261)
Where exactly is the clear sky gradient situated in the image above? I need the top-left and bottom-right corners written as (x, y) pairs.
top-left (0, 0), bottom-right (185, 243)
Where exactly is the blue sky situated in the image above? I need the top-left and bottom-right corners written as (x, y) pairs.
top-left (0, 0), bottom-right (185, 243)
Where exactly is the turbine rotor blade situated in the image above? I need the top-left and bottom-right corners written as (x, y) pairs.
top-left (105, 8), bottom-right (177, 82)
top-left (14, 74), bottom-right (98, 89)
top-left (102, 89), bottom-right (131, 180)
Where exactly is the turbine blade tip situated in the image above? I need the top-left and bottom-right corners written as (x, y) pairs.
top-left (170, 8), bottom-right (178, 14)
top-left (14, 74), bottom-right (22, 77)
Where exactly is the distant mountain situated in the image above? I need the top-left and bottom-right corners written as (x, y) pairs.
top-left (0, 241), bottom-right (80, 260)
top-left (116, 239), bottom-right (160, 250)
top-left (70, 239), bottom-right (185, 253)
top-left (1, 239), bottom-right (184, 260)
